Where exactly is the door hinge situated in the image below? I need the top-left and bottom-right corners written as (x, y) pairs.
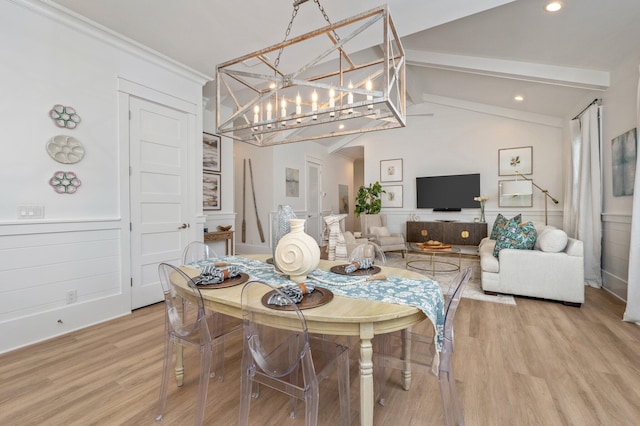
top-left (129, 110), bottom-right (132, 120)
top-left (130, 278), bottom-right (133, 287)
top-left (130, 222), bottom-right (132, 231)
top-left (129, 166), bottom-right (132, 176)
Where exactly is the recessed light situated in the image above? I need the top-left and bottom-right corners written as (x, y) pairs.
top-left (514, 95), bottom-right (524, 102)
top-left (339, 124), bottom-right (345, 130)
top-left (545, 1), bottom-right (563, 12)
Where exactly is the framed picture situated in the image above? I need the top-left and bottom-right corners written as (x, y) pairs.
top-left (203, 132), bottom-right (221, 173)
top-left (498, 180), bottom-right (533, 207)
top-left (381, 185), bottom-right (403, 208)
top-left (498, 146), bottom-right (532, 176)
top-left (203, 172), bottom-right (220, 210)
top-left (611, 128), bottom-right (637, 196)
top-left (285, 167), bottom-right (300, 197)
top-left (338, 184), bottom-right (349, 214)
top-left (380, 158), bottom-right (403, 182)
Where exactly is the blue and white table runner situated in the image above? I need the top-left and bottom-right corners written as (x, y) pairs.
top-left (190, 256), bottom-right (445, 350)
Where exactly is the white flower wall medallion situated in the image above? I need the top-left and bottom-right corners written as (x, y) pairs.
top-left (49, 171), bottom-right (81, 194)
top-left (49, 104), bottom-right (81, 129)
top-left (46, 135), bottom-right (85, 164)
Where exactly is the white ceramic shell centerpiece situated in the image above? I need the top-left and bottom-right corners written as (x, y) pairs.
top-left (274, 218), bottom-right (320, 283)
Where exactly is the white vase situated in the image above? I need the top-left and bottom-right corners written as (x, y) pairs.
top-left (275, 218), bottom-right (320, 282)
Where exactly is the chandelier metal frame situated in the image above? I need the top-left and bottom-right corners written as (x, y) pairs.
top-left (215, 4), bottom-right (406, 146)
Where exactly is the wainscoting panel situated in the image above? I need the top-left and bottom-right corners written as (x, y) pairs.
top-left (602, 214), bottom-right (631, 300)
top-left (0, 220), bottom-right (129, 353)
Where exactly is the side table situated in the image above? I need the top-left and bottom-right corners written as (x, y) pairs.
top-left (204, 230), bottom-right (234, 255)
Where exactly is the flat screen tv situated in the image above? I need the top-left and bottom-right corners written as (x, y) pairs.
top-left (416, 173), bottom-right (480, 211)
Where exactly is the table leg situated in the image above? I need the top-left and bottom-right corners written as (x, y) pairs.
top-left (401, 327), bottom-right (412, 391)
top-left (431, 252), bottom-right (435, 276)
top-left (359, 323), bottom-right (375, 426)
top-left (175, 298), bottom-right (185, 386)
top-left (175, 343), bottom-right (184, 387)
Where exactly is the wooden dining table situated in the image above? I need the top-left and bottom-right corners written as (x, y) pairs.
top-left (177, 254), bottom-right (443, 426)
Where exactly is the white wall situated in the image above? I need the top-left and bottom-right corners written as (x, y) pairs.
top-left (232, 139), bottom-right (354, 254)
top-left (599, 50), bottom-right (640, 299)
top-left (0, 0), bottom-right (207, 353)
top-left (202, 105), bottom-right (236, 255)
top-left (346, 101), bottom-right (565, 235)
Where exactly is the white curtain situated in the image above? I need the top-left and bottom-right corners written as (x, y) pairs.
top-left (623, 66), bottom-right (640, 323)
top-left (563, 103), bottom-right (603, 288)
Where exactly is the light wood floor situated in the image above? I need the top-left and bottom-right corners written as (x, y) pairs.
top-left (1, 286), bottom-right (639, 425)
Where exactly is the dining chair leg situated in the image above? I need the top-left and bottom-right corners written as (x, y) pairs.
top-left (301, 355), bottom-right (320, 426)
top-left (194, 346), bottom-right (213, 426)
top-left (438, 368), bottom-right (464, 426)
top-left (336, 347), bottom-right (351, 426)
top-left (156, 337), bottom-right (174, 422)
top-left (238, 352), bottom-right (254, 426)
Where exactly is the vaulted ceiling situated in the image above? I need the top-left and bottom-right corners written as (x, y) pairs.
top-left (51, 0), bottom-right (640, 154)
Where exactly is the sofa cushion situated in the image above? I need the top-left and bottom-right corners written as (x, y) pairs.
top-left (490, 213), bottom-right (522, 239)
top-left (493, 220), bottom-right (537, 257)
top-left (370, 226), bottom-right (390, 237)
top-left (538, 228), bottom-right (568, 253)
top-left (533, 225), bottom-right (556, 249)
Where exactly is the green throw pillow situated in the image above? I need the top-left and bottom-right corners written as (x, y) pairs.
top-left (493, 219), bottom-right (537, 258)
top-left (490, 213), bottom-right (522, 240)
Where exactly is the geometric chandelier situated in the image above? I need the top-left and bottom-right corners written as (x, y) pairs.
top-left (216, 2), bottom-right (406, 146)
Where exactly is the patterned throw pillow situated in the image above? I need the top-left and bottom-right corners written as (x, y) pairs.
top-left (493, 219), bottom-right (537, 258)
top-left (490, 213), bottom-right (522, 239)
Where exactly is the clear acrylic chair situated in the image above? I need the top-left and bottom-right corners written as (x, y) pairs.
top-left (182, 241), bottom-right (218, 267)
top-left (374, 267), bottom-right (472, 426)
top-left (181, 240), bottom-right (237, 381)
top-left (156, 263), bottom-right (224, 426)
top-left (238, 280), bottom-right (351, 426)
top-left (349, 241), bottom-right (387, 265)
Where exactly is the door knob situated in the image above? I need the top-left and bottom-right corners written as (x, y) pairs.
top-left (178, 223), bottom-right (188, 229)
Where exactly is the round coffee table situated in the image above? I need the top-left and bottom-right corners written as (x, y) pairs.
top-left (405, 243), bottom-right (461, 276)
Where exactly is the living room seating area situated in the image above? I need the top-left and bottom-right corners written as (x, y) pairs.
top-left (479, 214), bottom-right (585, 306)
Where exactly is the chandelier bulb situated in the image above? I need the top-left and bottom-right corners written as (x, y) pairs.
top-left (311, 91), bottom-right (318, 120)
top-left (366, 79), bottom-right (373, 109)
top-left (329, 88), bottom-right (335, 117)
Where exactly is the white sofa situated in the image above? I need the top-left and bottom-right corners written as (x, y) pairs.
top-left (479, 226), bottom-right (585, 306)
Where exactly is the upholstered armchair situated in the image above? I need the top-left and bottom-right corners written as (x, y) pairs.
top-left (359, 214), bottom-right (406, 257)
top-left (323, 214), bottom-right (368, 261)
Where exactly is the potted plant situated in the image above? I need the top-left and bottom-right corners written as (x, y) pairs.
top-left (354, 182), bottom-right (386, 216)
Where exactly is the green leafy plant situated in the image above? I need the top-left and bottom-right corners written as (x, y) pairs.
top-left (354, 182), bottom-right (386, 216)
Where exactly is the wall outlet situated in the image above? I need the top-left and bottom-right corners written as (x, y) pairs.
top-left (17, 205), bottom-right (45, 219)
top-left (66, 290), bottom-right (77, 304)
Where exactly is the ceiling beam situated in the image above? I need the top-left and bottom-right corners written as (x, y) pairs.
top-left (407, 50), bottom-right (609, 91)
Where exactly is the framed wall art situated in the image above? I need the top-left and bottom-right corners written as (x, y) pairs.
top-left (498, 146), bottom-right (532, 176)
top-left (498, 180), bottom-right (533, 207)
top-left (381, 185), bottom-right (403, 208)
top-left (612, 128), bottom-right (637, 196)
top-left (203, 172), bottom-right (221, 210)
top-left (203, 132), bottom-right (221, 173)
top-left (285, 167), bottom-right (300, 197)
top-left (338, 184), bottom-right (349, 214)
top-left (380, 158), bottom-right (403, 182)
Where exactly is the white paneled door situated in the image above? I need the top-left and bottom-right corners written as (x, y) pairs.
top-left (130, 97), bottom-right (190, 309)
top-left (306, 158), bottom-right (322, 244)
